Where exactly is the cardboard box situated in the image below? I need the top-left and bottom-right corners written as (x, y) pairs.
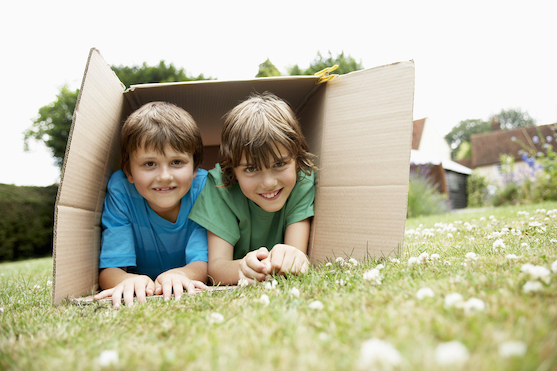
top-left (52, 48), bottom-right (415, 304)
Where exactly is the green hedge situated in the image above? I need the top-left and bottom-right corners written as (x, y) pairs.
top-left (0, 184), bottom-right (57, 261)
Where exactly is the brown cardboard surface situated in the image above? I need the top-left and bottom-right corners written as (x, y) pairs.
top-left (52, 48), bottom-right (414, 304)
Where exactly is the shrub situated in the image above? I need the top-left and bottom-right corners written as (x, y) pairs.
top-left (0, 184), bottom-right (57, 261)
top-left (407, 171), bottom-right (448, 218)
top-left (466, 171), bottom-right (491, 207)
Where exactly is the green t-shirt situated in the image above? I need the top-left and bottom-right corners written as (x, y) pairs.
top-left (189, 165), bottom-right (315, 260)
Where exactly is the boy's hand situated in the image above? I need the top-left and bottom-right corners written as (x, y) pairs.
top-left (239, 247), bottom-right (270, 284)
top-left (154, 270), bottom-right (207, 301)
top-left (266, 244), bottom-right (309, 276)
top-left (94, 275), bottom-right (155, 309)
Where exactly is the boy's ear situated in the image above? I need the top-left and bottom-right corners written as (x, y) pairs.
top-left (192, 166), bottom-right (199, 179)
top-left (124, 170), bottom-right (135, 184)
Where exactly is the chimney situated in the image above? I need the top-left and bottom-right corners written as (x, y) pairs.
top-left (491, 117), bottom-right (500, 131)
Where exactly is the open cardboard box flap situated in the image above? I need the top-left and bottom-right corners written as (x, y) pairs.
top-left (52, 48), bottom-right (414, 304)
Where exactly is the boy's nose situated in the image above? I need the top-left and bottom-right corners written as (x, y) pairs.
top-left (157, 166), bottom-right (173, 182)
top-left (261, 170), bottom-right (277, 189)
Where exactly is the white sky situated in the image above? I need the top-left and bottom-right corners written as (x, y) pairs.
top-left (1, 0), bottom-right (555, 186)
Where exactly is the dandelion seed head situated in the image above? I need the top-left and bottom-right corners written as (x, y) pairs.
top-left (308, 300), bottom-right (324, 310)
top-left (435, 341), bottom-right (469, 365)
top-left (358, 338), bottom-right (402, 370)
top-left (416, 287), bottom-right (435, 300)
top-left (499, 341), bottom-right (527, 358)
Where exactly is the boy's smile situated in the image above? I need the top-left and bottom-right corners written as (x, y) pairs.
top-left (126, 145), bottom-right (197, 222)
top-left (233, 144), bottom-right (297, 213)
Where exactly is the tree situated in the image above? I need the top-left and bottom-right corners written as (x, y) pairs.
top-left (25, 61), bottom-right (212, 168)
top-left (112, 60), bottom-right (211, 88)
top-left (256, 58), bottom-right (282, 77)
top-left (288, 51), bottom-right (364, 76)
top-left (445, 119), bottom-right (491, 159)
top-left (24, 85), bottom-right (79, 168)
top-left (490, 108), bottom-right (535, 130)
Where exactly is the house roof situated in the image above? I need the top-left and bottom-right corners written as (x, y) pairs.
top-left (411, 149), bottom-right (473, 175)
top-left (471, 124), bottom-right (556, 167)
top-left (412, 118), bottom-right (425, 150)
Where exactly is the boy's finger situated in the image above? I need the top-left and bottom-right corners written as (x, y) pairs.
top-left (94, 288), bottom-right (114, 300)
top-left (123, 286), bottom-right (135, 307)
top-left (146, 280), bottom-right (155, 296)
top-left (173, 280), bottom-right (184, 300)
top-left (162, 280), bottom-right (173, 301)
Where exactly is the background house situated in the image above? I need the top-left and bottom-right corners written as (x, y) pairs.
top-left (463, 122), bottom-right (556, 185)
top-left (412, 118), bottom-right (472, 209)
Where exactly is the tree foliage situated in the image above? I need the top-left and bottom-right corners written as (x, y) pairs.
top-left (256, 58), bottom-right (282, 77)
top-left (288, 51), bottom-right (364, 75)
top-left (490, 108), bottom-right (535, 130)
top-left (112, 60), bottom-right (212, 88)
top-left (0, 184), bottom-right (57, 261)
top-left (445, 119), bottom-right (491, 159)
top-left (23, 85), bottom-right (79, 168)
top-left (25, 61), bottom-right (212, 168)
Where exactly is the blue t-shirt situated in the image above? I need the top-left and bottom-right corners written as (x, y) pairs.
top-left (99, 169), bottom-right (208, 280)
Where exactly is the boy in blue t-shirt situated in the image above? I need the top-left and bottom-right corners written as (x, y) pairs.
top-left (94, 101), bottom-right (208, 309)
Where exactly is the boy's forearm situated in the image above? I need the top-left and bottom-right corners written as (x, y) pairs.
top-left (165, 260), bottom-right (208, 282)
top-left (208, 258), bottom-right (241, 285)
top-left (98, 267), bottom-right (135, 290)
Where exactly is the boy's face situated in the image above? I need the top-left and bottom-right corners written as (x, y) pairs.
top-left (126, 144), bottom-right (197, 222)
top-left (233, 144), bottom-right (297, 213)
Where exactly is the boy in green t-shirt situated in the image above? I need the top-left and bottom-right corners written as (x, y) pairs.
top-left (189, 92), bottom-right (317, 285)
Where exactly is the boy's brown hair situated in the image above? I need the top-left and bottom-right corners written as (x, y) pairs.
top-left (120, 101), bottom-right (203, 175)
top-left (219, 92), bottom-right (316, 187)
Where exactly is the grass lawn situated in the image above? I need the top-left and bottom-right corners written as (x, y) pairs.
top-left (1, 201), bottom-right (557, 370)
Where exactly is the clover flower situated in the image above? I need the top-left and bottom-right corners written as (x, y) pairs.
top-left (376, 264), bottom-right (384, 270)
top-left (389, 258), bottom-right (400, 264)
top-left (430, 253), bottom-right (440, 263)
top-left (238, 278), bottom-right (249, 287)
top-left (493, 239), bottom-right (506, 251)
top-left (408, 257), bottom-right (419, 266)
top-left (416, 287), bottom-right (434, 300)
top-left (435, 341), bottom-right (469, 365)
top-left (264, 279), bottom-right (278, 290)
top-left (552, 260), bottom-right (557, 274)
top-left (335, 257), bottom-right (345, 264)
top-left (444, 293), bottom-right (464, 308)
top-left (499, 341), bottom-right (527, 358)
top-left (336, 278), bottom-right (347, 286)
top-left (528, 221), bottom-right (543, 228)
top-left (465, 252), bottom-right (478, 262)
top-left (463, 298), bottom-right (485, 314)
top-left (505, 254), bottom-right (519, 260)
top-left (348, 258), bottom-right (359, 267)
top-left (358, 338), bottom-right (402, 370)
top-left (290, 287), bottom-right (300, 297)
top-left (444, 260), bottom-right (452, 266)
top-left (521, 264), bottom-right (551, 283)
top-left (98, 350), bottom-right (119, 367)
top-left (523, 280), bottom-right (543, 293)
top-left (447, 233), bottom-right (454, 239)
top-left (308, 300), bottom-right (324, 310)
top-left (363, 268), bottom-right (382, 285)
top-left (520, 243), bottom-right (529, 248)
top-left (418, 252), bottom-right (430, 262)
top-left (258, 294), bottom-right (270, 306)
top-left (209, 312), bottom-right (224, 324)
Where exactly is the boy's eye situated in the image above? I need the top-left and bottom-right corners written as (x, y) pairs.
top-left (144, 161), bottom-right (156, 167)
top-left (172, 160), bottom-right (184, 165)
top-left (274, 161), bottom-right (286, 168)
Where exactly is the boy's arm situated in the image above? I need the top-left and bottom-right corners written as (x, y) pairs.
top-left (207, 231), bottom-right (268, 285)
top-left (96, 267), bottom-right (155, 309)
top-left (266, 218), bottom-right (311, 275)
top-left (154, 260), bottom-right (208, 301)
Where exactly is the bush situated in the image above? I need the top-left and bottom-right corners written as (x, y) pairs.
top-left (407, 172), bottom-right (448, 218)
top-left (0, 184), bottom-right (57, 261)
top-left (466, 171), bottom-right (491, 207)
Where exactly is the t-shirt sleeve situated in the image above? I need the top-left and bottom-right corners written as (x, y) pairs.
top-left (285, 171), bottom-right (315, 226)
top-left (184, 221), bottom-right (209, 264)
top-left (99, 172), bottom-right (136, 269)
top-left (189, 172), bottom-right (241, 247)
